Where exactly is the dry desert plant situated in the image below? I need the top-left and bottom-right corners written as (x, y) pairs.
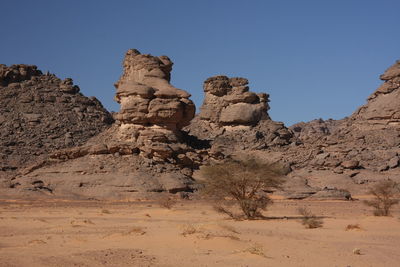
top-left (297, 207), bottom-right (323, 229)
top-left (201, 158), bottom-right (285, 220)
top-left (363, 179), bottom-right (400, 216)
top-left (126, 226), bottom-right (146, 235)
top-left (218, 223), bottom-right (240, 234)
top-left (101, 209), bottom-right (111, 214)
top-left (157, 193), bottom-right (177, 209)
top-left (345, 224), bottom-right (362, 231)
top-left (243, 243), bottom-right (267, 257)
top-left (181, 224), bottom-right (199, 236)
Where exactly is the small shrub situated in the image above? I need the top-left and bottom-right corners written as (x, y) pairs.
top-left (219, 224), bottom-right (240, 234)
top-left (243, 243), bottom-right (267, 257)
top-left (126, 226), bottom-right (146, 235)
top-left (201, 158), bottom-right (285, 219)
top-left (101, 209), bottom-right (111, 214)
top-left (345, 224), bottom-right (361, 231)
top-left (363, 179), bottom-right (400, 216)
top-left (181, 224), bottom-right (199, 236)
top-left (157, 193), bottom-right (177, 209)
top-left (297, 207), bottom-right (323, 229)
top-left (353, 248), bottom-right (362, 255)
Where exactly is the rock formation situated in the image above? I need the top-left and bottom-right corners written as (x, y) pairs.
top-left (112, 49), bottom-right (196, 162)
top-left (280, 60), bottom-right (400, 199)
top-left (2, 53), bottom-right (400, 201)
top-left (353, 60), bottom-right (400, 123)
top-left (0, 64), bottom-right (113, 179)
top-left (185, 75), bottom-right (293, 154)
top-left (6, 50), bottom-right (199, 199)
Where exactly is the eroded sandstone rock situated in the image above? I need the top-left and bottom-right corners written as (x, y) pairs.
top-left (354, 60), bottom-right (400, 123)
top-left (185, 75), bottom-right (293, 154)
top-left (111, 49), bottom-right (196, 163)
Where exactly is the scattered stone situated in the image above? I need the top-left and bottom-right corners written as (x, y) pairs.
top-left (341, 160), bottom-right (359, 170)
top-left (0, 64), bottom-right (113, 178)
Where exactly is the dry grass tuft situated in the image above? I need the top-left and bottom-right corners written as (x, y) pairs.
top-left (345, 224), bottom-right (362, 231)
top-left (126, 226), bottom-right (146, 235)
top-left (181, 224), bottom-right (199, 236)
top-left (298, 207), bottom-right (323, 229)
top-left (157, 193), bottom-right (177, 209)
top-left (243, 243), bottom-right (267, 257)
top-left (218, 224), bottom-right (240, 234)
top-left (101, 209), bottom-right (111, 214)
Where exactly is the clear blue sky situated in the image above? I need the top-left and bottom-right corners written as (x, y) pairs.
top-left (1, 0), bottom-right (399, 126)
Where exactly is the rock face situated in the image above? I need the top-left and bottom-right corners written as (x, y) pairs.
top-left (279, 60), bottom-right (400, 199)
top-left (199, 76), bottom-right (269, 125)
top-left (0, 64), bottom-right (113, 178)
top-left (353, 60), bottom-right (400, 123)
top-left (185, 75), bottom-right (293, 154)
top-left (113, 49), bottom-right (196, 162)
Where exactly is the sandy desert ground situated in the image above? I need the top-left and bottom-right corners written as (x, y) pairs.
top-left (0, 197), bottom-right (399, 267)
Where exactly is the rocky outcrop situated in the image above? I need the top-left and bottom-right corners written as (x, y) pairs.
top-left (114, 49), bottom-right (195, 130)
top-left (112, 49), bottom-right (196, 162)
top-left (6, 50), bottom-right (199, 199)
top-left (0, 64), bottom-right (42, 86)
top-left (185, 75), bottom-right (293, 154)
top-left (199, 76), bottom-right (269, 125)
top-left (0, 64), bottom-right (113, 179)
top-left (353, 60), bottom-right (400, 123)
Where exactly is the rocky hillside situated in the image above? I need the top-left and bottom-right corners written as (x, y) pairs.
top-left (6, 50), bottom-right (202, 199)
top-left (0, 64), bottom-right (113, 179)
top-left (2, 53), bottom-right (400, 201)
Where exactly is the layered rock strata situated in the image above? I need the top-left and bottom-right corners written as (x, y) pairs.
top-left (112, 49), bottom-right (196, 162)
top-left (353, 60), bottom-right (400, 123)
top-left (185, 75), bottom-right (293, 154)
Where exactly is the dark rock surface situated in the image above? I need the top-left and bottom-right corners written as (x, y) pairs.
top-left (0, 64), bottom-right (113, 180)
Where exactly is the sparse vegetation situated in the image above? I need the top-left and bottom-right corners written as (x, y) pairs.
top-left (126, 226), bottom-right (146, 235)
top-left (297, 207), bottom-right (323, 229)
top-left (101, 209), bottom-right (111, 214)
top-left (181, 224), bottom-right (199, 236)
top-left (157, 193), bottom-right (177, 209)
top-left (363, 179), bottom-right (400, 216)
top-left (201, 158), bottom-right (285, 219)
top-left (345, 224), bottom-right (361, 231)
top-left (243, 243), bottom-right (267, 257)
top-left (218, 224), bottom-right (240, 234)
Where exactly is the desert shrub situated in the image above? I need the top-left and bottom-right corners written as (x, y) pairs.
top-left (297, 207), bottom-right (323, 229)
top-left (181, 224), bottom-right (199, 236)
top-left (363, 179), bottom-right (400, 216)
top-left (157, 193), bottom-right (177, 209)
top-left (201, 158), bottom-right (285, 219)
top-left (243, 243), bottom-right (267, 257)
top-left (345, 224), bottom-right (361, 231)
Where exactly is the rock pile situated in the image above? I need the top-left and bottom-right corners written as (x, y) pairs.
top-left (0, 64), bottom-right (113, 179)
top-left (185, 75), bottom-right (293, 154)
